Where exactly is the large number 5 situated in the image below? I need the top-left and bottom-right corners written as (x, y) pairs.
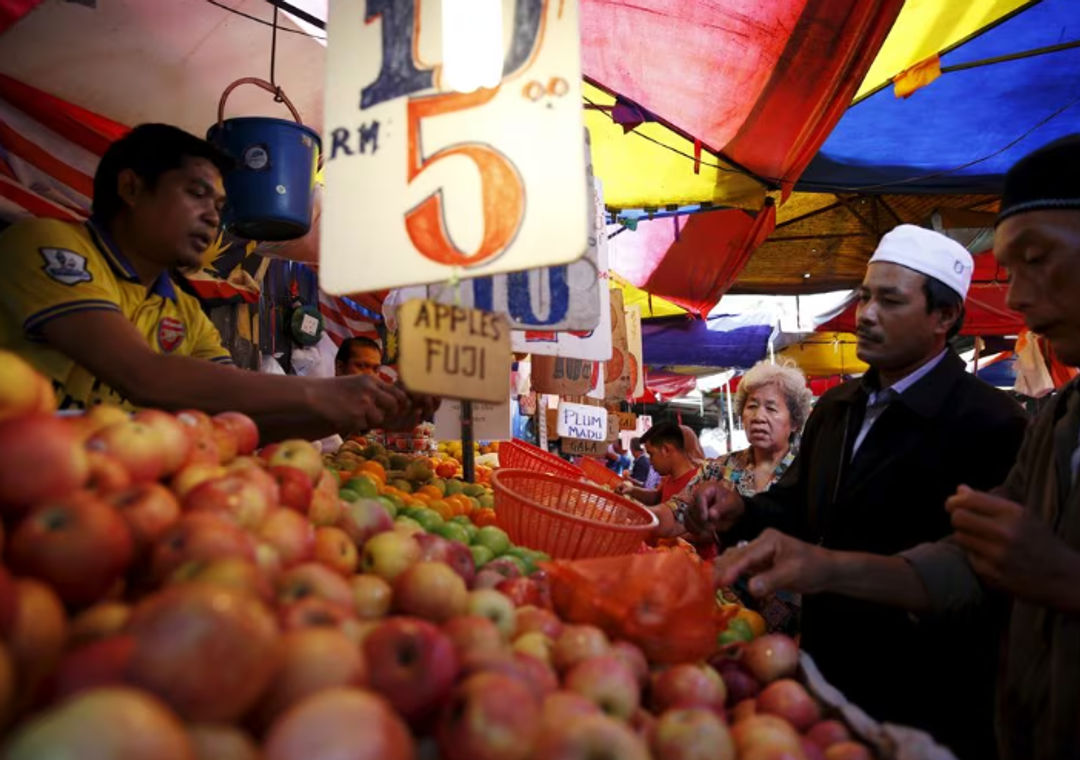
top-left (405, 89), bottom-right (525, 267)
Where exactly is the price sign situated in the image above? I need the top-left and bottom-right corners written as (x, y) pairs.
top-left (530, 355), bottom-right (596, 395)
top-left (615, 412), bottom-right (638, 431)
top-left (605, 289), bottom-right (632, 402)
top-left (397, 300), bottom-right (510, 402)
top-left (321, 0), bottom-right (588, 293)
top-left (561, 437), bottom-right (607, 457)
top-left (556, 402), bottom-right (607, 441)
top-left (624, 303), bottom-right (645, 398)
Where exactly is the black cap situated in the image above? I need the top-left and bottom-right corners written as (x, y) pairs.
top-left (997, 134), bottom-right (1080, 226)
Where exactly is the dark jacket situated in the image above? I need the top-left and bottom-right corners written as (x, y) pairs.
top-left (734, 352), bottom-right (1027, 760)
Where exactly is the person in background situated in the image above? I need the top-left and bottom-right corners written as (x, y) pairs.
top-left (688, 224), bottom-right (1027, 759)
top-left (702, 360), bottom-right (811, 497)
top-left (0, 123), bottom-right (434, 441)
top-left (605, 437), bottom-right (632, 474)
top-left (629, 437), bottom-right (658, 487)
top-left (617, 421), bottom-right (705, 536)
top-left (711, 135), bottom-right (1080, 760)
top-left (335, 336), bottom-right (383, 377)
top-left (680, 424), bottom-right (707, 466)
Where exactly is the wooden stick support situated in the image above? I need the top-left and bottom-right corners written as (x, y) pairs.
top-left (461, 400), bottom-right (475, 484)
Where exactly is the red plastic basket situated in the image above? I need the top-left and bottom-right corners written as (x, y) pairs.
top-left (578, 456), bottom-right (625, 488)
top-left (491, 469), bottom-right (658, 559)
top-left (499, 439), bottom-right (584, 479)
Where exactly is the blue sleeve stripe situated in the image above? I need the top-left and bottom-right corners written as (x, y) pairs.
top-left (23, 300), bottom-right (121, 338)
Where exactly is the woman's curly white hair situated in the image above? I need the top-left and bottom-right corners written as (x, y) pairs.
top-left (734, 360), bottom-right (813, 433)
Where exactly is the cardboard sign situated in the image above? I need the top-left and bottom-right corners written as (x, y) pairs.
top-left (321, 0), bottom-right (588, 294)
top-left (544, 407), bottom-right (560, 440)
top-left (556, 402), bottom-right (607, 441)
top-left (606, 414), bottom-right (621, 441)
top-left (434, 399), bottom-right (512, 441)
top-left (397, 300), bottom-right (510, 402)
top-left (624, 303), bottom-right (645, 398)
top-left (616, 412), bottom-right (638, 431)
top-left (561, 437), bottom-right (607, 457)
top-left (605, 289), bottom-right (632, 402)
top-left (530, 355), bottom-right (596, 395)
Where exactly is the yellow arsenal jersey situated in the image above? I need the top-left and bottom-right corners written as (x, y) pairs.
top-left (0, 216), bottom-right (232, 410)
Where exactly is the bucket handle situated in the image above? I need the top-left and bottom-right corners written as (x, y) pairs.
top-left (217, 77), bottom-right (303, 128)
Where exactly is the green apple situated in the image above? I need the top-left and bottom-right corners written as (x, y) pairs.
top-left (344, 475), bottom-right (380, 499)
top-left (477, 493), bottom-right (495, 509)
top-left (433, 521), bottom-right (471, 545)
top-left (375, 496), bottom-right (398, 518)
top-left (473, 526), bottom-right (511, 556)
top-left (444, 479), bottom-right (465, 496)
top-left (429, 478), bottom-right (447, 496)
top-left (338, 488), bottom-right (360, 503)
top-left (503, 555), bottom-right (529, 576)
top-left (411, 508), bottom-right (445, 532)
top-left (463, 483), bottom-right (486, 498)
top-left (391, 478), bottom-right (413, 494)
top-left (394, 516), bottom-right (424, 534)
top-left (469, 544), bottom-right (495, 567)
top-left (506, 546), bottom-right (536, 575)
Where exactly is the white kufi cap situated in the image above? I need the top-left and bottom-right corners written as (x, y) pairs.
top-left (868, 224), bottom-right (973, 299)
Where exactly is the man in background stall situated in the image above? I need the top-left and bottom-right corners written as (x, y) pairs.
top-left (335, 336), bottom-right (383, 377)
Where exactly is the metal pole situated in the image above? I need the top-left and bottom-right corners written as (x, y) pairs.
top-left (461, 400), bottom-right (475, 483)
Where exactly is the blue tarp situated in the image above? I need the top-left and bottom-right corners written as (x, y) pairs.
top-left (642, 316), bottom-right (773, 368)
top-left (798, 0), bottom-right (1080, 194)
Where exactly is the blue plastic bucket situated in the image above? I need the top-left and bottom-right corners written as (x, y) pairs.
top-left (207, 79), bottom-right (321, 242)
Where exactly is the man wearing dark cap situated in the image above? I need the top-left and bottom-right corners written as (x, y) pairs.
top-left (710, 135), bottom-right (1080, 760)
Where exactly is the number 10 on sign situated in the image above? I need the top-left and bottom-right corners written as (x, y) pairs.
top-left (320, 0), bottom-right (589, 294)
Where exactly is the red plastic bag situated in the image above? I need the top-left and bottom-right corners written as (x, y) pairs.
top-left (542, 551), bottom-right (728, 664)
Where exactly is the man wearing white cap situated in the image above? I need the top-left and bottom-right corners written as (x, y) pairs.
top-left (688, 224), bottom-right (1027, 758)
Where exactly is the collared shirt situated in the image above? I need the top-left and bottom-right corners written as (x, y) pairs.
top-left (0, 216), bottom-right (232, 410)
top-left (851, 348), bottom-right (948, 457)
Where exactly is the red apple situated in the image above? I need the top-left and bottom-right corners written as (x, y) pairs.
top-left (824, 741), bottom-right (873, 760)
top-left (126, 583), bottom-right (282, 722)
top-left (350, 573), bottom-right (393, 619)
top-left (9, 491), bottom-right (134, 607)
top-left (394, 560), bottom-right (469, 622)
top-left (73, 403), bottom-right (130, 440)
top-left (802, 737), bottom-right (828, 760)
top-left (170, 557), bottom-right (273, 602)
top-left (278, 562), bottom-right (356, 612)
top-left (360, 531), bottom-right (422, 582)
top-left (0, 414), bottom-right (89, 517)
top-left (564, 655), bottom-right (640, 720)
top-left (70, 601), bottom-right (132, 647)
top-left (730, 714), bottom-right (804, 757)
top-left (176, 409), bottom-right (214, 437)
top-left (108, 482), bottom-right (181, 553)
top-left (337, 499), bottom-right (394, 545)
top-left (733, 698), bottom-right (758, 722)
top-left (210, 419), bottom-right (240, 464)
top-left (7, 579), bottom-right (69, 712)
top-left (652, 707), bottom-right (736, 760)
top-left (0, 351), bottom-right (53, 422)
top-left (715, 658), bottom-right (761, 705)
top-left (267, 439), bottom-right (324, 483)
top-left (485, 556), bottom-right (524, 580)
top-left (414, 532), bottom-right (476, 587)
top-left (610, 640), bottom-right (649, 688)
top-left (182, 431), bottom-right (221, 467)
top-left (308, 470), bottom-right (344, 526)
top-left (541, 690), bottom-right (602, 730)
top-left (312, 525), bottom-right (357, 574)
top-left (496, 577), bottom-right (544, 607)
top-left (270, 465), bottom-right (314, 512)
top-left (363, 616), bottom-right (459, 722)
top-left (474, 567), bottom-right (509, 590)
top-left (2, 686), bottom-right (195, 760)
top-left (806, 719), bottom-right (852, 750)
top-left (532, 713), bottom-right (651, 760)
top-left (757, 678), bottom-right (820, 731)
top-left (437, 671), bottom-right (541, 760)
top-left (213, 412), bottom-right (259, 455)
top-left (443, 615), bottom-right (507, 660)
top-left (85, 450), bottom-right (132, 495)
top-left (513, 632), bottom-right (554, 665)
top-left (260, 509), bottom-right (316, 567)
top-left (277, 597), bottom-right (355, 632)
top-left (263, 687), bottom-right (415, 760)
top-left (186, 723), bottom-right (260, 760)
top-left (651, 663), bottom-right (727, 713)
top-left (515, 605), bottom-right (563, 639)
top-left (742, 634), bottom-right (799, 684)
top-left (170, 462), bottom-right (226, 499)
top-left (150, 513), bottom-right (256, 582)
top-left (255, 627), bottom-right (368, 727)
top-left (227, 458), bottom-right (281, 503)
top-left (87, 419), bottom-right (166, 482)
top-left (50, 635), bottom-right (135, 701)
top-left (552, 625), bottom-right (610, 673)
top-left (132, 409), bottom-right (193, 475)
top-left (630, 707), bottom-right (658, 745)
top-left (184, 474), bottom-right (273, 530)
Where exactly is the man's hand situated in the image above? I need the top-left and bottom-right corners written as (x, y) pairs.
top-left (330, 374), bottom-right (410, 432)
top-left (614, 481), bottom-right (634, 496)
top-left (382, 390), bottom-right (441, 432)
top-left (712, 528), bottom-right (834, 597)
top-left (947, 485), bottom-right (1080, 611)
top-left (686, 480), bottom-right (745, 538)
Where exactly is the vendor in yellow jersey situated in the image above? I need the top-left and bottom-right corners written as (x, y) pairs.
top-left (0, 123), bottom-right (436, 440)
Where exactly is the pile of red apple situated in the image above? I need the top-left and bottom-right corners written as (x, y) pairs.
top-left (0, 365), bottom-right (878, 759)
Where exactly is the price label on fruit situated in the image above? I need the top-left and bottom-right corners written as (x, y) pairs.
top-left (397, 300), bottom-right (511, 403)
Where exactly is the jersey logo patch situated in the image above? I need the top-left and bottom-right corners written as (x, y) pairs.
top-left (40, 248), bottom-right (92, 285)
top-left (157, 316), bottom-right (186, 353)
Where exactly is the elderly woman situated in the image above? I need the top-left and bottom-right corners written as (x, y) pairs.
top-left (703, 360), bottom-right (812, 496)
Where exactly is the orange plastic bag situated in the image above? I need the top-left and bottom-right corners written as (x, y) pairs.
top-left (543, 551), bottom-right (728, 664)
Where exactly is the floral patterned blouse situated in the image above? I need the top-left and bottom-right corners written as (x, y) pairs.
top-left (701, 445), bottom-right (797, 498)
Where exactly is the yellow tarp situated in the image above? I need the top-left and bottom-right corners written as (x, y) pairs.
top-left (613, 274), bottom-right (687, 318)
top-left (855, 0), bottom-right (1032, 100)
top-left (585, 83), bottom-right (767, 211)
top-left (779, 333), bottom-right (868, 377)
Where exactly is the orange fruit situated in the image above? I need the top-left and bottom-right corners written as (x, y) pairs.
top-left (359, 460), bottom-right (386, 480)
top-left (417, 485), bottom-right (442, 499)
top-left (428, 500), bottom-right (454, 520)
top-left (472, 508), bottom-right (497, 527)
top-left (733, 607), bottom-right (767, 638)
